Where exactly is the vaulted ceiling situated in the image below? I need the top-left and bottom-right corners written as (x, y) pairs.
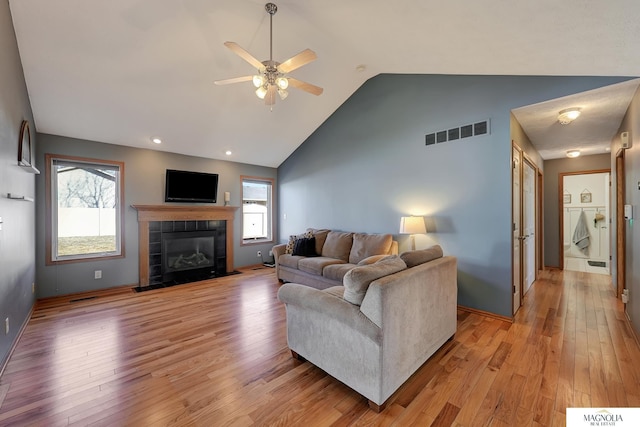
top-left (9, 0), bottom-right (640, 167)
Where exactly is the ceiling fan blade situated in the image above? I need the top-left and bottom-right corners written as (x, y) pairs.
top-left (288, 78), bottom-right (323, 96)
top-left (224, 41), bottom-right (264, 71)
top-left (277, 49), bottom-right (317, 73)
top-left (214, 75), bottom-right (253, 85)
top-left (265, 85), bottom-right (276, 105)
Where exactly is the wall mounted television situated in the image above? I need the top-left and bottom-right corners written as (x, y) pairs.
top-left (165, 169), bottom-right (219, 203)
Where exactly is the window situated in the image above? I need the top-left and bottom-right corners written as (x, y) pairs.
top-left (241, 176), bottom-right (274, 244)
top-left (46, 154), bottom-right (124, 264)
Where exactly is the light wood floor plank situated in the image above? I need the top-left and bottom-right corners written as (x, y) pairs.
top-left (0, 267), bottom-right (638, 426)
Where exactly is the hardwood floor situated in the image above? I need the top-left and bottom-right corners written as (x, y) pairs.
top-left (0, 267), bottom-right (638, 426)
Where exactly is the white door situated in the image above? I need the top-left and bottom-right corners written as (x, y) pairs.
top-left (512, 147), bottom-right (521, 314)
top-left (523, 161), bottom-right (536, 293)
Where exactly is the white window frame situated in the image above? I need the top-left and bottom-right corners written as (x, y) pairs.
top-left (45, 154), bottom-right (125, 265)
top-left (241, 176), bottom-right (274, 245)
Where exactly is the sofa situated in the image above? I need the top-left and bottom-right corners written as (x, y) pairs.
top-left (272, 229), bottom-right (399, 290)
top-left (277, 245), bottom-right (457, 410)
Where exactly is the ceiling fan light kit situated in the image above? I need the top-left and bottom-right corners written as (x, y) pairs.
top-left (215, 3), bottom-right (323, 107)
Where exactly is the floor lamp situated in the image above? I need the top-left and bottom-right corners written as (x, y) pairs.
top-left (399, 216), bottom-right (427, 250)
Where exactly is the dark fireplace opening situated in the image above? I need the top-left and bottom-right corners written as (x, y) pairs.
top-left (149, 220), bottom-right (227, 286)
top-left (164, 231), bottom-right (214, 271)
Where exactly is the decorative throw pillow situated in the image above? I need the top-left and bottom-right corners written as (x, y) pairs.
top-left (285, 231), bottom-right (313, 254)
top-left (400, 245), bottom-right (444, 268)
top-left (343, 255), bottom-right (407, 305)
top-left (292, 237), bottom-right (318, 257)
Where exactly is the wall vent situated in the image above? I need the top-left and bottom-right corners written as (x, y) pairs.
top-left (425, 119), bottom-right (490, 146)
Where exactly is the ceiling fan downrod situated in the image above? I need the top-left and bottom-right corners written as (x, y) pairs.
top-left (266, 3), bottom-right (277, 63)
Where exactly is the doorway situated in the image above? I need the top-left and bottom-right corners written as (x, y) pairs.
top-left (560, 170), bottom-right (611, 274)
top-left (512, 144), bottom-right (539, 315)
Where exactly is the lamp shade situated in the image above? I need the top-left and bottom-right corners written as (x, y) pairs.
top-left (399, 216), bottom-right (426, 234)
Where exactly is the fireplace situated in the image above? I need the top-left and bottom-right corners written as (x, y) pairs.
top-left (161, 229), bottom-right (218, 283)
top-left (133, 205), bottom-right (238, 289)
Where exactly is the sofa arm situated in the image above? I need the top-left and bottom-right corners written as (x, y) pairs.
top-left (272, 243), bottom-right (287, 276)
top-left (277, 284), bottom-right (381, 342)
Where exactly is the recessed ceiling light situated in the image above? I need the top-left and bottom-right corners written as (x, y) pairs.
top-left (356, 64), bottom-right (366, 72)
top-left (151, 137), bottom-right (162, 144)
top-left (225, 150), bottom-right (232, 156)
top-left (566, 150), bottom-right (581, 158)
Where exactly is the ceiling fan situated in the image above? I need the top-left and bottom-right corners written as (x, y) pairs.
top-left (214, 2), bottom-right (323, 106)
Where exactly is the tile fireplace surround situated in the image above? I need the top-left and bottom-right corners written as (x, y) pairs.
top-left (132, 205), bottom-right (238, 287)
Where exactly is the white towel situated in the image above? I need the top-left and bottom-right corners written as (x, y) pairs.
top-left (572, 211), bottom-right (590, 254)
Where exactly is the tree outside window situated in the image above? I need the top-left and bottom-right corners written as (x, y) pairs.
top-left (46, 154), bottom-right (124, 264)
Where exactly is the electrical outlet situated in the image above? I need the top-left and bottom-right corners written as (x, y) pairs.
top-left (94, 270), bottom-right (102, 279)
top-left (268, 250), bottom-right (273, 257)
top-left (257, 251), bottom-right (262, 258)
top-left (5, 318), bottom-right (9, 335)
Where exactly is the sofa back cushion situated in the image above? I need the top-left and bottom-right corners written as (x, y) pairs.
top-left (307, 228), bottom-right (330, 255)
top-left (400, 245), bottom-right (444, 268)
top-left (321, 231), bottom-right (354, 262)
top-left (343, 255), bottom-right (407, 305)
top-left (348, 233), bottom-right (393, 264)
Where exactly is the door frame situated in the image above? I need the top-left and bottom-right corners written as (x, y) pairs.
top-left (616, 149), bottom-right (626, 298)
top-left (558, 168), bottom-right (611, 271)
top-left (512, 142), bottom-right (540, 314)
top-left (522, 155), bottom-right (538, 292)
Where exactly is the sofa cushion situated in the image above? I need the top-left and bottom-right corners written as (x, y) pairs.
top-left (292, 237), bottom-right (318, 257)
top-left (400, 245), bottom-right (444, 268)
top-left (343, 255), bottom-right (407, 306)
top-left (321, 231), bottom-right (354, 262)
top-left (307, 228), bottom-right (330, 254)
top-left (298, 257), bottom-right (346, 276)
top-left (349, 233), bottom-right (393, 264)
top-left (285, 230), bottom-right (314, 254)
top-left (278, 254), bottom-right (306, 269)
top-left (322, 263), bottom-right (357, 282)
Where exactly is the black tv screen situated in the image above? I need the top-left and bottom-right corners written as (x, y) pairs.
top-left (165, 169), bottom-right (219, 203)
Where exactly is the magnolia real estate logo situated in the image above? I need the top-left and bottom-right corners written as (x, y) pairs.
top-left (566, 408), bottom-right (640, 426)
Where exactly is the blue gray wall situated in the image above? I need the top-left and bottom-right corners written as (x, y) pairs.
top-left (34, 134), bottom-right (277, 298)
top-left (277, 74), bottom-right (629, 318)
top-left (0, 0), bottom-right (36, 366)
top-left (615, 85), bottom-right (640, 337)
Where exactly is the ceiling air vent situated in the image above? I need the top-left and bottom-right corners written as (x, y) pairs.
top-left (425, 119), bottom-right (490, 146)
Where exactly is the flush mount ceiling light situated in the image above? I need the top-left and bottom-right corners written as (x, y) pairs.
top-left (566, 150), bottom-right (581, 158)
top-left (214, 3), bottom-right (323, 107)
top-left (558, 108), bottom-right (581, 125)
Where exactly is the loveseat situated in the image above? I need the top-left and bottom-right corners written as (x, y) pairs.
top-left (277, 246), bottom-right (457, 410)
top-left (272, 229), bottom-right (398, 290)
